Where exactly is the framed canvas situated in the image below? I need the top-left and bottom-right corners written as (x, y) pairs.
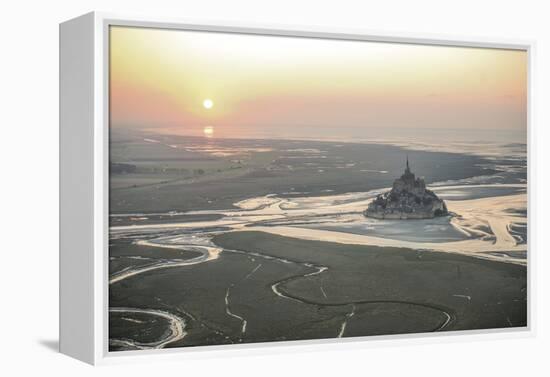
top-left (59, 12), bottom-right (534, 365)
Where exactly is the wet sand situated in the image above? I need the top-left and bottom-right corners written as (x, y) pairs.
top-left (109, 231), bottom-right (526, 350)
top-left (213, 231), bottom-right (526, 334)
top-left (108, 134), bottom-right (527, 350)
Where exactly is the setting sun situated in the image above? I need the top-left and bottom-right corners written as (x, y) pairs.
top-left (203, 99), bottom-right (213, 109)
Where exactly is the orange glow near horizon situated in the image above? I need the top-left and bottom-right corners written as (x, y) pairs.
top-left (109, 26), bottom-right (527, 137)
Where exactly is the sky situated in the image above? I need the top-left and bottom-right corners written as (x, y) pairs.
top-left (109, 26), bottom-right (527, 140)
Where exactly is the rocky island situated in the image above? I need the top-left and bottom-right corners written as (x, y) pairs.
top-left (364, 157), bottom-right (448, 219)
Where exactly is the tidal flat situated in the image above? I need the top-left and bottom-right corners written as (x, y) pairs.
top-left (108, 132), bottom-right (527, 351)
top-left (109, 231), bottom-right (526, 350)
top-left (109, 130), bottom-right (499, 214)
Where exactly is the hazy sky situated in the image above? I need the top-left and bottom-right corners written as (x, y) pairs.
top-left (109, 26), bottom-right (527, 139)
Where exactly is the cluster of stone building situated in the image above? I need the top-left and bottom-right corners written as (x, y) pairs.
top-left (364, 157), bottom-right (448, 220)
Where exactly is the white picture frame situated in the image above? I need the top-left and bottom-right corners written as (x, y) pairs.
top-left (59, 11), bottom-right (535, 365)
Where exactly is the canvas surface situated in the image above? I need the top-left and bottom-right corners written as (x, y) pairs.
top-left (107, 26), bottom-right (527, 351)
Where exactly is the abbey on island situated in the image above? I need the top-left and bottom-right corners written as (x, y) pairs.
top-left (364, 157), bottom-right (448, 220)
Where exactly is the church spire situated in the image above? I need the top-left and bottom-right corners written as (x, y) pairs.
top-left (405, 154), bottom-right (410, 174)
